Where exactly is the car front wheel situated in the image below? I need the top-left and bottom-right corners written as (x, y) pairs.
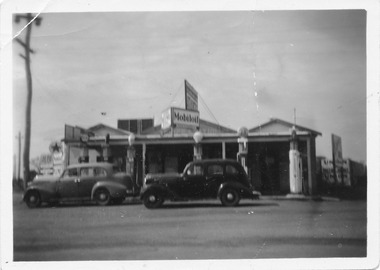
top-left (25, 190), bottom-right (42, 208)
top-left (220, 188), bottom-right (240, 207)
top-left (94, 188), bottom-right (111, 206)
top-left (143, 191), bottom-right (164, 209)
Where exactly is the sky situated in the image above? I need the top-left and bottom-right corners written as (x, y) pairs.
top-left (11, 9), bottom-right (368, 163)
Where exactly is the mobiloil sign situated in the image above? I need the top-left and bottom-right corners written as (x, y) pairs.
top-left (161, 107), bottom-right (200, 130)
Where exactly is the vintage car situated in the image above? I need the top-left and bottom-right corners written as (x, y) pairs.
top-left (140, 159), bottom-right (260, 209)
top-left (23, 163), bottom-right (134, 208)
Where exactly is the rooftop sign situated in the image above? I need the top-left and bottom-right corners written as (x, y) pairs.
top-left (185, 80), bottom-right (198, 112)
top-left (161, 107), bottom-right (200, 130)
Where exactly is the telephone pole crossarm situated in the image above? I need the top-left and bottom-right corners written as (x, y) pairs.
top-left (15, 38), bottom-right (35, 54)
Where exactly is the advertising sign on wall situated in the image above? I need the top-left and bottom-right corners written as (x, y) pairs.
top-left (161, 108), bottom-right (172, 130)
top-left (331, 134), bottom-right (343, 167)
top-left (49, 141), bottom-right (66, 175)
top-left (185, 80), bottom-right (198, 112)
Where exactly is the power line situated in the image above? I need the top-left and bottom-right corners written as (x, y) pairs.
top-left (198, 93), bottom-right (220, 127)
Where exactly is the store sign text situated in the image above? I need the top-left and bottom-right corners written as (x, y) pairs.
top-left (172, 108), bottom-right (199, 128)
top-left (162, 107), bottom-right (200, 129)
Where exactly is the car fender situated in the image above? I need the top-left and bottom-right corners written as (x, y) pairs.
top-left (140, 184), bottom-right (173, 200)
top-left (91, 181), bottom-right (127, 199)
top-left (217, 182), bottom-right (249, 199)
top-left (23, 186), bottom-right (55, 202)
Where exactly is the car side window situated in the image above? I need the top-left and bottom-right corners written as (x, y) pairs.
top-left (226, 164), bottom-right (239, 175)
top-left (207, 164), bottom-right (223, 175)
top-left (80, 168), bottom-right (94, 177)
top-left (94, 167), bottom-right (107, 177)
top-left (63, 168), bottom-right (78, 178)
top-left (186, 164), bottom-right (203, 176)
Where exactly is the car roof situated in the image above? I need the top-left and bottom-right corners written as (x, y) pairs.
top-left (66, 162), bottom-right (113, 169)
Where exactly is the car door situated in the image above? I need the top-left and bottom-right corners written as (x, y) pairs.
top-left (77, 167), bottom-right (104, 199)
top-left (57, 167), bottom-right (79, 199)
top-left (203, 163), bottom-right (225, 197)
top-left (180, 163), bottom-right (206, 198)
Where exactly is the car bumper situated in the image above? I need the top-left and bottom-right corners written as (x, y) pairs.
top-left (250, 190), bottom-right (261, 199)
top-left (126, 187), bottom-right (141, 197)
top-left (241, 189), bottom-right (261, 200)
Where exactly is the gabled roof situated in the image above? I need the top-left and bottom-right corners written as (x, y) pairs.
top-left (88, 123), bottom-right (132, 136)
top-left (249, 118), bottom-right (322, 136)
top-left (73, 125), bottom-right (95, 136)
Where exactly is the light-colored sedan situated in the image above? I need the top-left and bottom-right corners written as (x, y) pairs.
top-left (23, 163), bottom-right (134, 208)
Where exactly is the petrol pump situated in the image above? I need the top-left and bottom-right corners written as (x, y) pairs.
top-left (289, 126), bottom-right (303, 194)
top-left (126, 133), bottom-right (137, 193)
top-left (193, 131), bottom-right (203, 160)
top-left (126, 133), bottom-right (136, 174)
top-left (237, 127), bottom-right (249, 173)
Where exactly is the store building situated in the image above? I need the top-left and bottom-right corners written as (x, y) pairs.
top-left (61, 80), bottom-right (321, 195)
top-left (62, 116), bottom-right (321, 196)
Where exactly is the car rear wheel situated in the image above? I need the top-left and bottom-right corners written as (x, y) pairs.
top-left (94, 188), bottom-right (111, 206)
top-left (220, 188), bottom-right (240, 207)
top-left (25, 190), bottom-right (42, 208)
top-left (143, 191), bottom-right (164, 209)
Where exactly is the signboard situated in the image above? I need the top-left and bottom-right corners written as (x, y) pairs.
top-left (65, 124), bottom-right (82, 141)
top-left (40, 154), bottom-right (53, 167)
top-left (65, 124), bottom-right (93, 142)
top-left (172, 107), bottom-right (199, 128)
top-left (185, 80), bottom-right (198, 111)
top-left (161, 108), bottom-right (172, 130)
top-left (161, 107), bottom-right (200, 130)
top-left (331, 134), bottom-right (343, 167)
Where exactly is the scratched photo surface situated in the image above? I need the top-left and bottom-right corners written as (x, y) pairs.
top-left (5, 4), bottom-right (377, 270)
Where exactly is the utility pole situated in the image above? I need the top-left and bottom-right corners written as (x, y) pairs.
top-left (15, 13), bottom-right (42, 190)
top-left (15, 132), bottom-right (22, 181)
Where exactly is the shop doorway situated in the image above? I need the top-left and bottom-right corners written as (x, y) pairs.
top-left (225, 143), bottom-right (239, 160)
top-left (202, 143), bottom-right (223, 159)
top-left (249, 142), bottom-right (290, 195)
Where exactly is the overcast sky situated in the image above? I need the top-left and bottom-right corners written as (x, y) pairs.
top-left (12, 9), bottom-right (367, 162)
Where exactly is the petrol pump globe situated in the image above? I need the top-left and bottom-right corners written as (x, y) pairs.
top-left (128, 133), bottom-right (136, 146)
top-left (237, 126), bottom-right (249, 138)
top-left (193, 131), bottom-right (204, 144)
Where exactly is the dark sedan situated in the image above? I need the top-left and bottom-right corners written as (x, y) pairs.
top-left (140, 159), bottom-right (260, 209)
